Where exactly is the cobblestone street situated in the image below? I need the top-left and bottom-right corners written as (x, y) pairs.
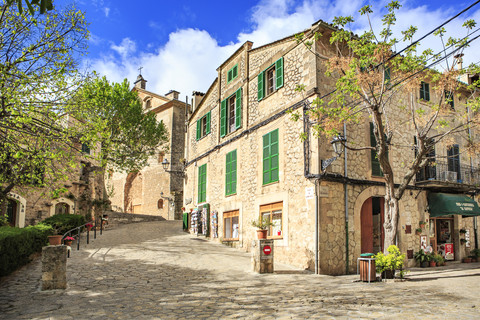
top-left (1, 221), bottom-right (479, 319)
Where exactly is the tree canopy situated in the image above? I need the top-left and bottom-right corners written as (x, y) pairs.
top-left (296, 1), bottom-right (480, 250)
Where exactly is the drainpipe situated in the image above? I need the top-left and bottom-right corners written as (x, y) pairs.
top-left (343, 122), bottom-right (349, 274)
top-left (467, 105), bottom-right (478, 249)
top-left (315, 178), bottom-right (320, 274)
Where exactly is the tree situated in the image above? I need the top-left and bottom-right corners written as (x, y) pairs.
top-left (296, 1), bottom-right (480, 251)
top-left (71, 76), bottom-right (169, 173)
top-left (0, 2), bottom-right (89, 211)
top-left (5, 0), bottom-right (53, 15)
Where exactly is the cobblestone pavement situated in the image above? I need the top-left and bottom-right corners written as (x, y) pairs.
top-left (1, 221), bottom-right (480, 319)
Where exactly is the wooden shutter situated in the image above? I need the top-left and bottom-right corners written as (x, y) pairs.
top-left (226, 151), bottom-right (231, 195)
top-left (227, 69), bottom-right (232, 82)
top-left (258, 71), bottom-right (265, 101)
top-left (196, 119), bottom-right (201, 140)
top-left (220, 99), bottom-right (226, 137)
top-left (205, 111), bottom-right (211, 134)
top-left (235, 88), bottom-right (242, 129)
top-left (370, 123), bottom-right (383, 177)
top-left (263, 129), bottom-right (279, 184)
top-left (233, 65), bottom-right (238, 79)
top-left (275, 57), bottom-right (284, 89)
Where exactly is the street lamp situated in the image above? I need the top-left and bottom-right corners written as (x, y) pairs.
top-left (321, 135), bottom-right (346, 172)
top-left (161, 158), bottom-right (185, 176)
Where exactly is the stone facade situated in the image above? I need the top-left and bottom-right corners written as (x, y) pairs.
top-left (107, 76), bottom-right (187, 220)
top-left (41, 245), bottom-right (67, 290)
top-left (184, 20), bottom-right (480, 275)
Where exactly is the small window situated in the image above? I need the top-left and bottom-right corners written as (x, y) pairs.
top-left (420, 81), bottom-right (430, 101)
top-left (444, 90), bottom-right (454, 110)
top-left (227, 64), bottom-right (238, 83)
top-left (384, 66), bottom-right (391, 85)
top-left (260, 202), bottom-right (283, 238)
top-left (157, 199), bottom-right (164, 209)
top-left (196, 112), bottom-right (211, 140)
top-left (266, 66), bottom-right (275, 95)
top-left (145, 99), bottom-right (151, 109)
top-left (258, 57), bottom-right (283, 101)
top-left (224, 210), bottom-right (239, 240)
top-left (81, 143), bottom-right (90, 154)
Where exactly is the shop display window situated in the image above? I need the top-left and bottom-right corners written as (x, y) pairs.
top-left (260, 202), bottom-right (283, 238)
top-left (224, 210), bottom-right (239, 241)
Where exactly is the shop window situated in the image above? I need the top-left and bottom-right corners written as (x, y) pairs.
top-left (258, 57), bottom-right (284, 101)
top-left (196, 111), bottom-right (211, 140)
top-left (224, 210), bottom-right (239, 240)
top-left (260, 202), bottom-right (283, 238)
top-left (220, 88), bottom-right (242, 137)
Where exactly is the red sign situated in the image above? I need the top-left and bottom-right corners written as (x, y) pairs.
top-left (263, 245), bottom-right (272, 255)
top-left (444, 243), bottom-right (454, 260)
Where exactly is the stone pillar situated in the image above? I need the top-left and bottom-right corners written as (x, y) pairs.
top-left (41, 245), bottom-right (67, 290)
top-left (252, 239), bottom-right (274, 273)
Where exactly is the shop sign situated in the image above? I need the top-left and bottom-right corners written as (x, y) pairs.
top-left (445, 243), bottom-right (454, 260)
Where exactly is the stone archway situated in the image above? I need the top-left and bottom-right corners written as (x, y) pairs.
top-left (124, 172), bottom-right (143, 214)
top-left (49, 198), bottom-right (76, 217)
top-left (6, 192), bottom-right (27, 228)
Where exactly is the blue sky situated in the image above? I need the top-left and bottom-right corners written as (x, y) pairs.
top-left (60, 0), bottom-right (480, 100)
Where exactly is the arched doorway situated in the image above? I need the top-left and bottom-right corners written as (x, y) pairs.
top-left (55, 202), bottom-right (70, 215)
top-left (6, 199), bottom-right (18, 227)
top-left (361, 196), bottom-right (385, 254)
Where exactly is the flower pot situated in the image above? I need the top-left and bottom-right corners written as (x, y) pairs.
top-left (48, 235), bottom-right (63, 246)
top-left (256, 229), bottom-right (268, 239)
top-left (462, 257), bottom-right (472, 263)
top-left (382, 270), bottom-right (395, 279)
top-left (429, 261), bottom-right (436, 267)
top-left (421, 261), bottom-right (429, 268)
top-left (86, 225), bottom-right (92, 232)
top-left (64, 240), bottom-right (73, 246)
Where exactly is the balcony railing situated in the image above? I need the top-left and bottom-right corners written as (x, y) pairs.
top-left (415, 161), bottom-right (480, 186)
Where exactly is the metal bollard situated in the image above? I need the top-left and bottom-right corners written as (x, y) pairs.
top-left (77, 228), bottom-right (80, 251)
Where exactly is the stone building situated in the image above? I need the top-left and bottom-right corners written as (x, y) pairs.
top-left (4, 116), bottom-right (104, 228)
top-left (184, 20), bottom-right (480, 275)
top-left (107, 75), bottom-right (187, 220)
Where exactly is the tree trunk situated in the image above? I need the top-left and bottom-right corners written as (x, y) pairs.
top-left (383, 192), bottom-right (399, 252)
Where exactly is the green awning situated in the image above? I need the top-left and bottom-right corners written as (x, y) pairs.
top-left (428, 193), bottom-right (480, 217)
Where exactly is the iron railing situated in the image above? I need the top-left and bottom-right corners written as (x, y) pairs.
top-left (61, 215), bottom-right (108, 257)
top-left (416, 161), bottom-right (480, 185)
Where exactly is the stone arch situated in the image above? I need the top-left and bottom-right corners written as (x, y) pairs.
top-left (124, 172), bottom-right (143, 213)
top-left (49, 198), bottom-right (76, 217)
top-left (6, 192), bottom-right (27, 228)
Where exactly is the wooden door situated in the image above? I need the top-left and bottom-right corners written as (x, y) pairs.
top-left (361, 198), bottom-right (373, 253)
top-left (7, 199), bottom-right (17, 227)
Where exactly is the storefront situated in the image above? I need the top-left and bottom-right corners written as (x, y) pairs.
top-left (427, 193), bottom-right (480, 260)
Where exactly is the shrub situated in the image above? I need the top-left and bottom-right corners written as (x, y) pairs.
top-left (375, 245), bottom-right (406, 278)
top-left (0, 224), bottom-right (53, 277)
top-left (41, 214), bottom-right (86, 235)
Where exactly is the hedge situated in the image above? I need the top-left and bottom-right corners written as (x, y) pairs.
top-left (41, 214), bottom-right (86, 235)
top-left (0, 224), bottom-right (53, 277)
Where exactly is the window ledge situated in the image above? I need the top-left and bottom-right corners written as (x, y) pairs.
top-left (225, 193), bottom-right (237, 198)
top-left (262, 180), bottom-right (279, 187)
top-left (223, 238), bottom-right (239, 242)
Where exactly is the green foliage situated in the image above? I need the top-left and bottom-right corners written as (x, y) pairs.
top-left (0, 215), bottom-right (9, 227)
top-left (374, 245), bottom-right (405, 276)
top-left (41, 214), bottom-right (86, 235)
top-left (471, 249), bottom-right (480, 258)
top-left (6, 0), bottom-right (53, 15)
top-left (414, 249), bottom-right (428, 264)
top-left (251, 217), bottom-right (273, 230)
top-left (432, 253), bottom-right (444, 264)
top-left (71, 76), bottom-right (170, 173)
top-left (0, 224), bottom-right (53, 276)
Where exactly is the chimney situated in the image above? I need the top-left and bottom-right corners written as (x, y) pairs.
top-left (134, 74), bottom-right (147, 89)
top-left (165, 90), bottom-right (179, 100)
top-left (192, 91), bottom-right (205, 112)
top-left (454, 53), bottom-right (464, 70)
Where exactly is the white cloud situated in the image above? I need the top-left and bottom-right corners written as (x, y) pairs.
top-left (87, 0), bottom-right (480, 100)
top-left (103, 7), bottom-right (110, 18)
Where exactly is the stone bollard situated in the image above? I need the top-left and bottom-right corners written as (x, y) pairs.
top-left (252, 239), bottom-right (274, 273)
top-left (41, 245), bottom-right (67, 290)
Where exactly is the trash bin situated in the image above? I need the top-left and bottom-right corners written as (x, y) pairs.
top-left (358, 253), bottom-right (376, 282)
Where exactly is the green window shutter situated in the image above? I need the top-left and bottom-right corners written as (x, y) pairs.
top-left (263, 129), bottom-right (279, 184)
top-left (196, 119), bottom-right (201, 140)
top-left (231, 150), bottom-right (237, 194)
top-left (370, 123), bottom-right (383, 177)
top-left (233, 65), bottom-right (238, 79)
top-left (205, 111), bottom-right (211, 134)
top-left (220, 99), bottom-right (227, 137)
top-left (225, 152), bottom-right (231, 195)
top-left (227, 69), bottom-right (232, 83)
top-left (235, 88), bottom-right (242, 129)
top-left (257, 71), bottom-right (265, 101)
top-left (420, 82), bottom-right (430, 101)
top-left (198, 164), bottom-right (207, 203)
top-left (275, 57), bottom-right (284, 89)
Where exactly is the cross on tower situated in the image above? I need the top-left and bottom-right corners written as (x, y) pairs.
top-left (138, 66), bottom-right (143, 75)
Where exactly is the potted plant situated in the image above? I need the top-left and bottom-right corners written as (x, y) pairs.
top-left (415, 227), bottom-right (422, 235)
top-left (459, 228), bottom-right (467, 234)
top-left (460, 238), bottom-right (468, 245)
top-left (85, 223), bottom-right (93, 232)
top-left (414, 249), bottom-right (429, 268)
top-left (470, 249), bottom-right (480, 262)
top-left (63, 236), bottom-right (75, 246)
top-left (419, 221), bottom-right (426, 229)
top-left (251, 217), bottom-right (273, 239)
top-left (427, 253), bottom-right (436, 267)
top-left (374, 245), bottom-right (406, 280)
top-left (433, 253), bottom-right (445, 266)
top-left (463, 256), bottom-right (472, 263)
top-left (47, 235), bottom-right (63, 245)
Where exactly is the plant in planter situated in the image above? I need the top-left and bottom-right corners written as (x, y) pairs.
top-left (471, 249), bottom-right (480, 262)
top-left (374, 245), bottom-right (406, 279)
top-left (427, 253), bottom-right (436, 267)
top-left (414, 249), bottom-right (429, 268)
top-left (85, 223), bottom-right (93, 232)
top-left (63, 236), bottom-right (75, 246)
top-left (433, 253), bottom-right (445, 266)
top-left (251, 217), bottom-right (273, 239)
top-left (459, 228), bottom-right (467, 234)
top-left (460, 238), bottom-right (468, 245)
top-left (419, 221), bottom-right (426, 229)
top-left (415, 227), bottom-right (422, 235)
top-left (463, 256), bottom-right (472, 263)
